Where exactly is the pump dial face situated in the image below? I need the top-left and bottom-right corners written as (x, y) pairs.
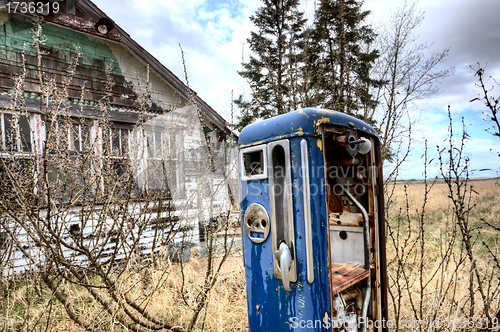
top-left (244, 203), bottom-right (270, 244)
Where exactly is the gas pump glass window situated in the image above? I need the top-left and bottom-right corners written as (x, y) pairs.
top-left (245, 151), bottom-right (263, 176)
top-left (268, 140), bottom-right (296, 283)
top-left (272, 145), bottom-right (286, 244)
top-left (240, 145), bottom-right (267, 181)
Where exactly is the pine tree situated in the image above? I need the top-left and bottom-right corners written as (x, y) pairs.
top-left (312, 0), bottom-right (381, 123)
top-left (235, 0), bottom-right (306, 131)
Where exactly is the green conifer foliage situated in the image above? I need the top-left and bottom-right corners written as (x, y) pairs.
top-left (235, 0), bottom-right (306, 131)
top-left (235, 0), bottom-right (381, 131)
top-left (312, 0), bottom-right (381, 123)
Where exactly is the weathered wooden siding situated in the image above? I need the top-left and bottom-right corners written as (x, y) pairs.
top-left (0, 11), bottom-right (188, 113)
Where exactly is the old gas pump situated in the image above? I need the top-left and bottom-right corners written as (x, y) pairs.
top-left (239, 108), bottom-right (388, 331)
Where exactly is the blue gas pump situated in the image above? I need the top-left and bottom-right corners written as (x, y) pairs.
top-left (239, 108), bottom-right (388, 332)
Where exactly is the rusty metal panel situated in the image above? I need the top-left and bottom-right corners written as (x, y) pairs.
top-left (330, 262), bottom-right (369, 295)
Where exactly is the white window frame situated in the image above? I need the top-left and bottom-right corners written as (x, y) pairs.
top-left (240, 144), bottom-right (268, 181)
top-left (0, 112), bottom-right (34, 156)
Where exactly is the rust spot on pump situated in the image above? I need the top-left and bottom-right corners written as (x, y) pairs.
top-left (330, 262), bottom-right (369, 295)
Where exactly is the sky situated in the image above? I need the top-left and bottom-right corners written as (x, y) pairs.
top-left (92, 0), bottom-right (500, 180)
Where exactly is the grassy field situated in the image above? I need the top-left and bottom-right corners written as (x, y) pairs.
top-left (2, 178), bottom-right (499, 331)
top-left (384, 177), bottom-right (500, 330)
top-left (387, 177), bottom-right (499, 227)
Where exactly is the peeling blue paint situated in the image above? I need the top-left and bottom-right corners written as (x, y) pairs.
top-left (241, 137), bottom-right (331, 331)
top-left (238, 108), bottom-right (378, 148)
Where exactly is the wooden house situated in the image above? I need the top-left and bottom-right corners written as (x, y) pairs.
top-left (0, 0), bottom-right (238, 274)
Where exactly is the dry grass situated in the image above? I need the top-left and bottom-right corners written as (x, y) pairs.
top-left (388, 178), bottom-right (500, 220)
top-left (387, 178), bottom-right (500, 254)
top-left (2, 250), bottom-right (248, 331)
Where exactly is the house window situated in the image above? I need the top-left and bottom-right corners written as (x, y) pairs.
top-left (100, 123), bottom-right (137, 199)
top-left (103, 126), bottom-right (130, 177)
top-left (146, 129), bottom-right (166, 191)
top-left (164, 133), bottom-right (185, 199)
top-left (138, 125), bottom-right (185, 199)
top-left (45, 119), bottom-right (64, 153)
top-left (1, 112), bottom-right (33, 153)
top-left (44, 117), bottom-right (92, 203)
top-left (0, 112), bottom-right (35, 199)
top-left (70, 122), bottom-right (91, 153)
top-left (103, 127), bottom-right (130, 158)
top-left (45, 118), bottom-right (91, 153)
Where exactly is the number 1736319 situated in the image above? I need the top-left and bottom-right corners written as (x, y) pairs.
top-left (6, 1), bottom-right (60, 14)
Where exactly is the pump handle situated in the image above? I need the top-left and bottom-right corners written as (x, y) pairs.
top-left (274, 242), bottom-right (292, 292)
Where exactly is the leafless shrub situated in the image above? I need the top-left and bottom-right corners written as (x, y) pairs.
top-left (470, 63), bottom-right (500, 160)
top-left (385, 106), bottom-right (500, 331)
top-left (374, 0), bottom-right (453, 162)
